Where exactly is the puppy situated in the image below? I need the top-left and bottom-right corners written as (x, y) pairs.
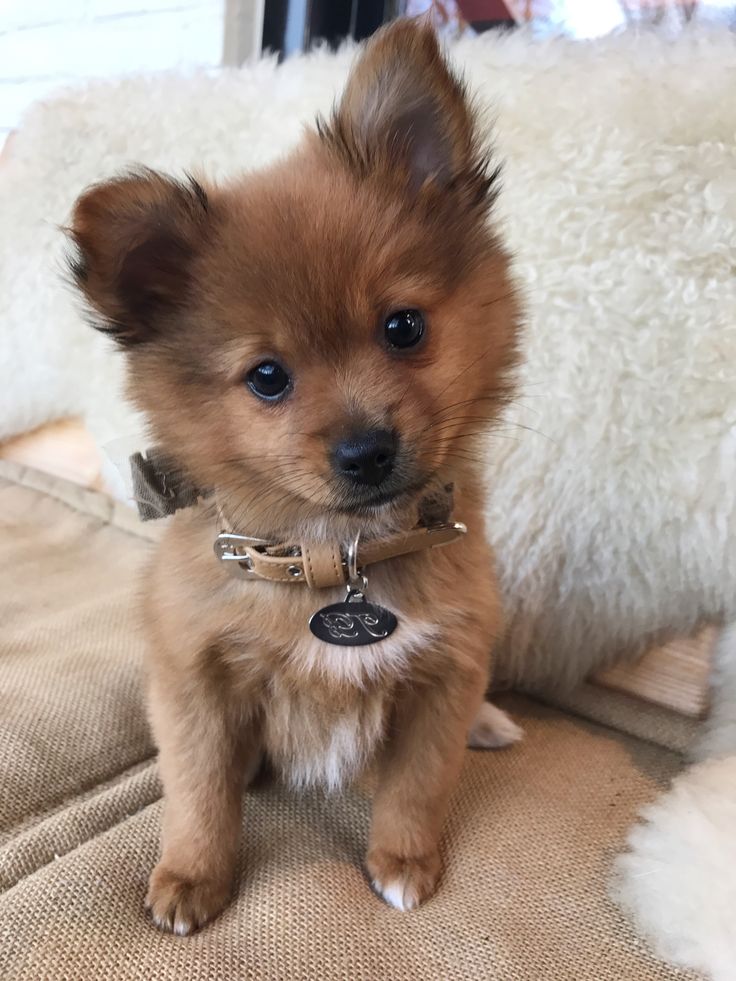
top-left (70, 19), bottom-right (522, 934)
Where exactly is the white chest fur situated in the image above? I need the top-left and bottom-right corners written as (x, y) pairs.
top-left (262, 611), bottom-right (441, 791)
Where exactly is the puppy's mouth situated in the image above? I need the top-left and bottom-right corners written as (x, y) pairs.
top-left (332, 476), bottom-right (430, 516)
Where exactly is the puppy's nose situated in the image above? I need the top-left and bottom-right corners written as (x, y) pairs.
top-left (333, 429), bottom-right (397, 486)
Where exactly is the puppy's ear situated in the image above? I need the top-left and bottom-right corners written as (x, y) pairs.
top-left (320, 19), bottom-right (495, 206)
top-left (69, 169), bottom-right (210, 346)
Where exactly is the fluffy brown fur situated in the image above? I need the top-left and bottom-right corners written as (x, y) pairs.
top-left (70, 18), bottom-right (522, 933)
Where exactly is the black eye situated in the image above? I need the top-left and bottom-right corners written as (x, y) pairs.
top-left (384, 309), bottom-right (425, 349)
top-left (246, 361), bottom-right (291, 401)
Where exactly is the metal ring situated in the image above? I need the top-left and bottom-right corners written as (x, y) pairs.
top-left (347, 531), bottom-right (361, 585)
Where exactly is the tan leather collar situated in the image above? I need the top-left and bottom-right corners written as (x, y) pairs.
top-left (214, 520), bottom-right (467, 589)
top-left (127, 448), bottom-right (466, 589)
top-left (214, 482), bottom-right (466, 589)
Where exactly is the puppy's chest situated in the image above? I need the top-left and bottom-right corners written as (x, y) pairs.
top-left (235, 570), bottom-right (442, 686)
top-left (262, 678), bottom-right (388, 791)
top-left (257, 599), bottom-right (441, 791)
top-left (219, 557), bottom-right (447, 789)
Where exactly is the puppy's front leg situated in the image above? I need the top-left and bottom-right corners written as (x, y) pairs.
top-left (145, 655), bottom-right (253, 935)
top-left (367, 650), bottom-right (487, 911)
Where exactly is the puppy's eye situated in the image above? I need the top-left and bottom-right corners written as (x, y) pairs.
top-left (246, 361), bottom-right (291, 401)
top-left (384, 309), bottom-right (425, 349)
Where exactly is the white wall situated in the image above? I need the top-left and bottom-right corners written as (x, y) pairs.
top-left (0, 0), bottom-right (226, 142)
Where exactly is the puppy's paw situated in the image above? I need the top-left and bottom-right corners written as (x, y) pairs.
top-left (367, 848), bottom-right (441, 912)
top-left (467, 700), bottom-right (524, 749)
top-left (145, 864), bottom-right (231, 935)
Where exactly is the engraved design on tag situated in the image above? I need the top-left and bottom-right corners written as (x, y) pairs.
top-left (309, 595), bottom-right (398, 647)
top-left (319, 610), bottom-right (389, 640)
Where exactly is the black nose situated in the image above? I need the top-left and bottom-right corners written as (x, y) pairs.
top-left (333, 429), bottom-right (398, 487)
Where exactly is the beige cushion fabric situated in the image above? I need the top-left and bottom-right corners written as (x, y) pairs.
top-left (0, 464), bottom-right (155, 845)
top-left (0, 462), bottom-right (700, 979)
top-left (535, 681), bottom-right (700, 756)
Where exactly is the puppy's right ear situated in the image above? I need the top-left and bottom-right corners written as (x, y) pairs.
top-left (69, 169), bottom-right (210, 346)
top-left (320, 19), bottom-right (494, 209)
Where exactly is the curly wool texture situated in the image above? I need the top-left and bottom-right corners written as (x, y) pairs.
top-left (612, 756), bottom-right (736, 980)
top-left (481, 33), bottom-right (736, 687)
top-left (0, 27), bottom-right (735, 688)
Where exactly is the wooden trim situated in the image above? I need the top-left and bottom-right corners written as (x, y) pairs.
top-left (0, 419), bottom-right (105, 491)
top-left (591, 626), bottom-right (716, 719)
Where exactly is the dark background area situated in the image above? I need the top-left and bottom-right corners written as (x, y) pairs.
top-left (262, 1), bottom-right (517, 58)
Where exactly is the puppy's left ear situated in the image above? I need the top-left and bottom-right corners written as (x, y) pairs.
top-left (320, 18), bottom-right (495, 207)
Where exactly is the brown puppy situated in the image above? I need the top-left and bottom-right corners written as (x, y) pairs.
top-left (70, 19), bottom-right (522, 934)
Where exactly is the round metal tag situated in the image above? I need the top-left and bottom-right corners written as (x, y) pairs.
top-left (309, 593), bottom-right (398, 646)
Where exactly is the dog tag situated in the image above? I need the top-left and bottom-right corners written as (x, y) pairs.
top-left (309, 588), bottom-right (397, 646)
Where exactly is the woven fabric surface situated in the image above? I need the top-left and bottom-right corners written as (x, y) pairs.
top-left (0, 462), bottom-right (155, 844)
top-left (0, 700), bottom-right (697, 980)
top-left (532, 681), bottom-right (700, 756)
top-left (0, 760), bottom-right (160, 892)
top-left (0, 462), bottom-right (700, 979)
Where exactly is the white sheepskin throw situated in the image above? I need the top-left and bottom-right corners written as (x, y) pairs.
top-left (612, 755), bottom-right (736, 980)
top-left (1, 27), bottom-right (735, 689)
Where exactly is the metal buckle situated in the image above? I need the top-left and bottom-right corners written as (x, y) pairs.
top-left (214, 532), bottom-right (273, 579)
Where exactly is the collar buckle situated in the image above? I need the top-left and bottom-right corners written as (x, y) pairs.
top-left (214, 532), bottom-right (274, 579)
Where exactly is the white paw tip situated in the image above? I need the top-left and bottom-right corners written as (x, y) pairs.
top-left (173, 919), bottom-right (192, 937)
top-left (468, 702), bottom-right (524, 749)
top-left (373, 878), bottom-right (418, 912)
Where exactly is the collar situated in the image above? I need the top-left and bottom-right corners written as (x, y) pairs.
top-left (129, 448), bottom-right (466, 590)
top-left (214, 518), bottom-right (466, 589)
